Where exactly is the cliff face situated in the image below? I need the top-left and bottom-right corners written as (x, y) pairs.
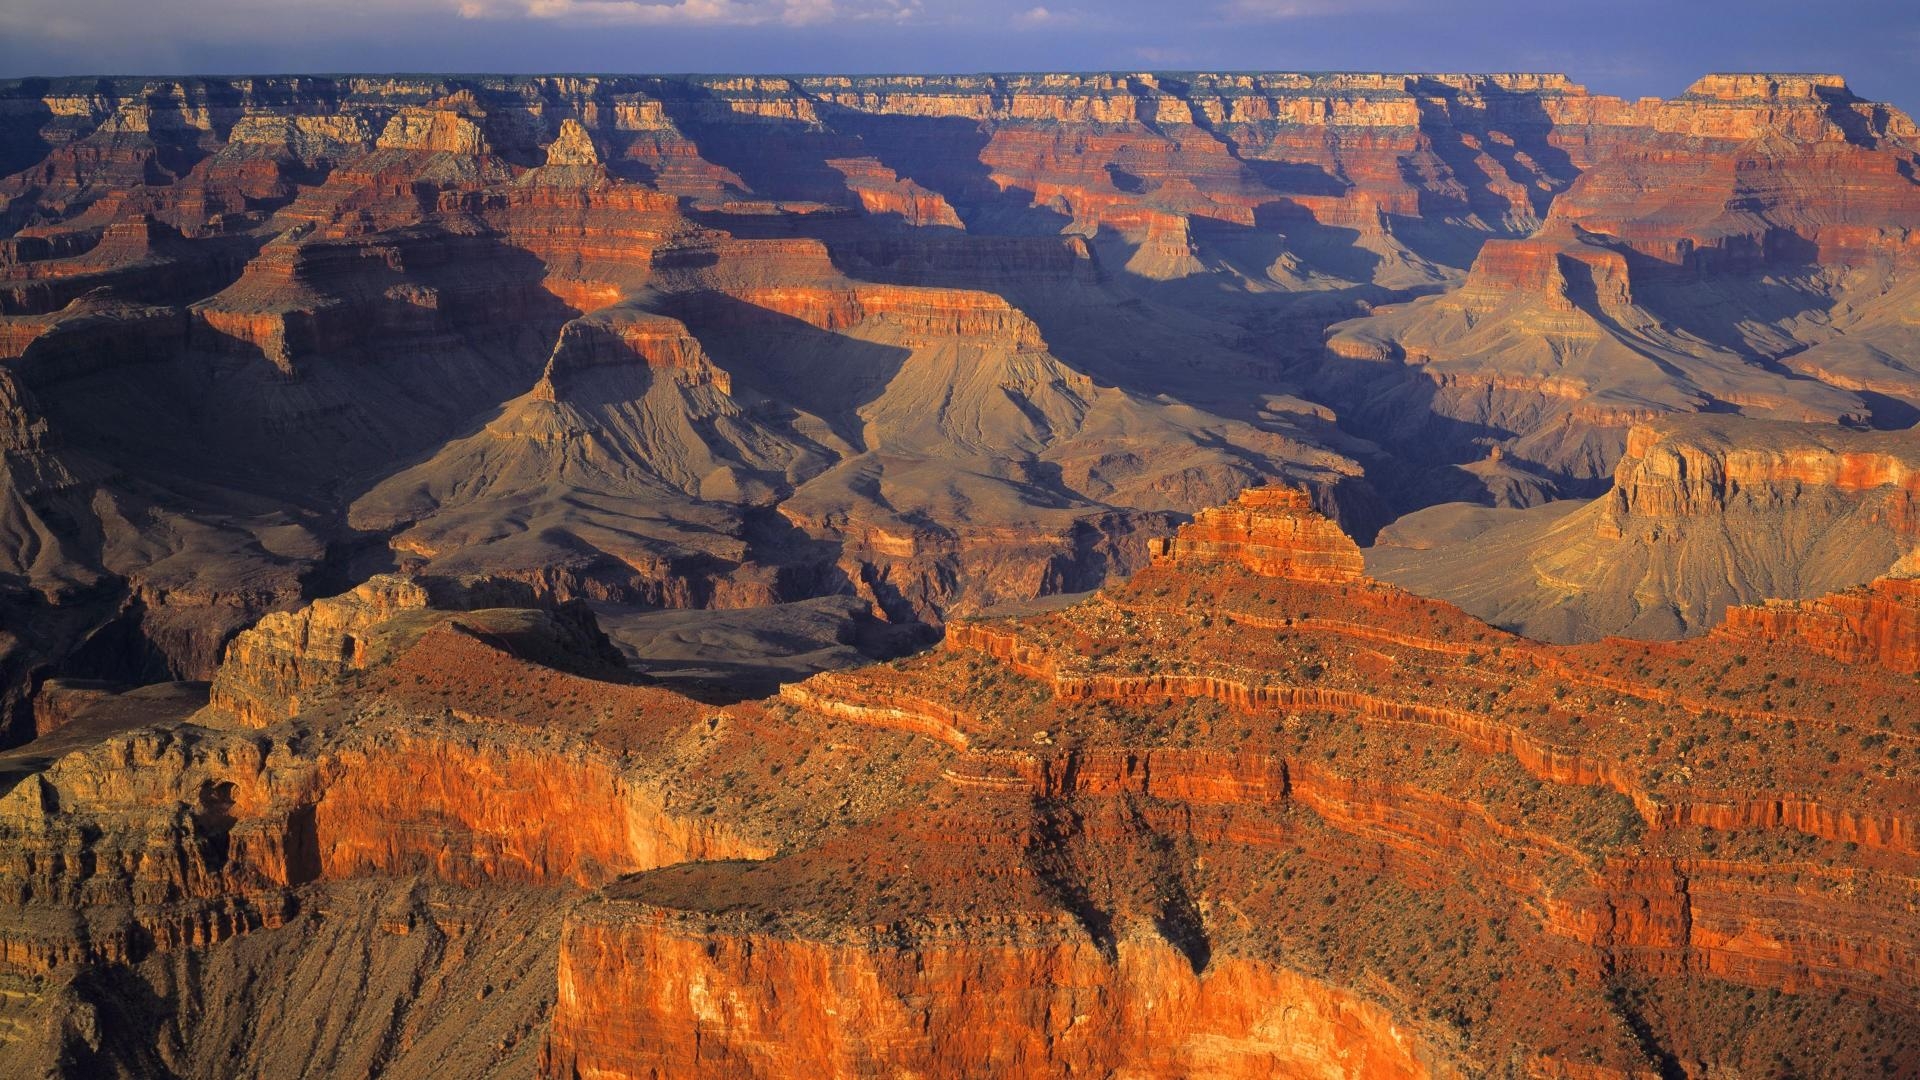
top-left (1, 69), bottom-right (1919, 1069)
top-left (1552, 74), bottom-right (1920, 268)
top-left (205, 575), bottom-right (430, 726)
top-left (1719, 574), bottom-right (1920, 673)
top-left (0, 69), bottom-right (1914, 700)
top-left (1370, 415), bottom-right (1920, 641)
top-left (1153, 485), bottom-right (1365, 582)
top-left (546, 912), bottom-right (1447, 1080)
top-left (1600, 420), bottom-right (1920, 536)
top-left (4, 491), bottom-right (1919, 1078)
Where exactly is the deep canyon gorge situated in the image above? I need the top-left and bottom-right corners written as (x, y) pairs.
top-left (0, 68), bottom-right (1916, 1077)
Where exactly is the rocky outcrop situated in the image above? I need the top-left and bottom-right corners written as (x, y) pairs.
top-left (1449, 225), bottom-right (1635, 319)
top-left (531, 309), bottom-right (729, 397)
top-left (1718, 573), bottom-right (1920, 674)
top-left (556, 493), bottom-right (1920, 1076)
top-left (4, 492), bottom-right (1920, 1077)
top-left (375, 110), bottom-right (490, 156)
top-left (1154, 486), bottom-right (1364, 582)
top-left (0, 67), bottom-right (1919, 1074)
top-left (1371, 416), bottom-right (1920, 641)
top-left (546, 911), bottom-right (1451, 1080)
top-left (0, 66), bottom-right (1915, 735)
top-left (205, 576), bottom-right (430, 726)
top-left (543, 119), bottom-right (600, 168)
top-left (1599, 420), bottom-right (1920, 538)
top-left (0, 598), bottom-right (757, 975)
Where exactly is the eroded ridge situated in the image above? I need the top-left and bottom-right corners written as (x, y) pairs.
top-left (1720, 573), bottom-right (1920, 675)
top-left (2, 68), bottom-right (1920, 749)
top-left (3, 490), bottom-right (1920, 1078)
top-left (1152, 485), bottom-right (1366, 583)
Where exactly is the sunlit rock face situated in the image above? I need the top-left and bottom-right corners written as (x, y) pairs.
top-left (1719, 573), bottom-right (1920, 674)
top-left (4, 491), bottom-right (1919, 1077)
top-left (1, 68), bottom-right (1919, 1079)
top-left (1153, 486), bottom-right (1366, 583)
top-left (0, 71), bottom-right (1914, 686)
top-left (1368, 417), bottom-right (1920, 641)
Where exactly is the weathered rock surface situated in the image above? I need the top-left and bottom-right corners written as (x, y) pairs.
top-left (0, 68), bottom-right (1918, 1073)
top-left (1154, 485), bottom-right (1365, 582)
top-left (206, 575), bottom-right (430, 726)
top-left (1370, 415), bottom-right (1920, 640)
top-left (1, 492), bottom-right (1916, 1077)
top-left (0, 69), bottom-right (1916, 734)
top-left (1719, 572), bottom-right (1920, 673)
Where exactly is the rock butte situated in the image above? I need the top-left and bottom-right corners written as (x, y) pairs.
top-left (1, 70), bottom-right (1919, 744)
top-left (1368, 416), bottom-right (1920, 641)
top-left (1154, 486), bottom-right (1366, 582)
top-left (0, 489), bottom-right (1917, 1077)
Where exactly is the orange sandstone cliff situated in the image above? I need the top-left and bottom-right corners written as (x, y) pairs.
top-left (1719, 572), bottom-right (1920, 674)
top-left (1152, 486), bottom-right (1365, 582)
top-left (2, 491), bottom-right (1917, 1078)
top-left (2, 69), bottom-right (1920, 1074)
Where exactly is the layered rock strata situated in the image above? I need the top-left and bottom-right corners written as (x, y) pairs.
top-left (1719, 573), bottom-right (1920, 673)
top-left (0, 70), bottom-right (1917, 739)
top-left (1369, 415), bottom-right (1920, 640)
top-left (2, 491), bottom-right (1916, 1077)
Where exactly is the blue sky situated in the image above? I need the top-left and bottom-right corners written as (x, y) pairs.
top-left (3, 0), bottom-right (1917, 112)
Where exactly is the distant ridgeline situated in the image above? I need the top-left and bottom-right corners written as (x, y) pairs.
top-left (0, 66), bottom-right (1916, 746)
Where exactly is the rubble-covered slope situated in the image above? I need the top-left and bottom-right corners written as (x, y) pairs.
top-left (2, 488), bottom-right (1917, 1078)
top-left (2, 70), bottom-right (1920, 741)
top-left (1369, 415), bottom-right (1920, 640)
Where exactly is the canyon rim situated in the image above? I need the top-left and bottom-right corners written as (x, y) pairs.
top-left (1, 11), bottom-right (1919, 1077)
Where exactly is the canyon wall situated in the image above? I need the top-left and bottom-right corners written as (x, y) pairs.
top-left (1, 68), bottom-right (1919, 1073)
top-left (1370, 415), bottom-right (1920, 640)
top-left (0, 69), bottom-right (1918, 742)
top-left (4, 489), bottom-right (1919, 1077)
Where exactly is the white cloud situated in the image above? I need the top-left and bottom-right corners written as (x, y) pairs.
top-left (459, 0), bottom-right (922, 25)
top-left (1221, 0), bottom-right (1405, 19)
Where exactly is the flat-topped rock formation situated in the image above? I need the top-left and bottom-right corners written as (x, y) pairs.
top-left (205, 575), bottom-right (431, 726)
top-left (1720, 572), bottom-right (1920, 673)
top-left (1153, 485), bottom-right (1364, 582)
top-left (0, 66), bottom-right (1910, 748)
top-left (4, 63), bottom-right (1920, 1078)
top-left (1370, 415), bottom-right (1920, 641)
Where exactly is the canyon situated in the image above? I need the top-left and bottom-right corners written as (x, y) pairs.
top-left (0, 66), bottom-right (1916, 1078)
top-left (1369, 416), bottom-right (1920, 640)
top-left (0, 70), bottom-right (1918, 743)
top-left (0, 488), bottom-right (1916, 1077)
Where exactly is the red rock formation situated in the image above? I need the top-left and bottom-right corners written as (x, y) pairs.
top-left (1372, 415), bottom-right (1920, 641)
top-left (1602, 420), bottom-right (1920, 537)
top-left (10, 490), bottom-right (1917, 1077)
top-left (547, 911), bottom-right (1451, 1080)
top-left (1552, 74), bottom-right (1920, 269)
top-left (1718, 574), bottom-right (1920, 674)
top-left (0, 69), bottom-right (1918, 1074)
top-left (206, 575), bottom-right (430, 726)
top-left (530, 309), bottom-right (729, 399)
top-left (0, 68), bottom-right (1914, 728)
top-left (1155, 486), bottom-right (1365, 582)
top-left (1451, 225), bottom-right (1636, 318)
top-left (27, 679), bottom-right (119, 737)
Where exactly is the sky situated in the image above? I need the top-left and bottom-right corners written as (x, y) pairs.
top-left (3, 0), bottom-right (1918, 112)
